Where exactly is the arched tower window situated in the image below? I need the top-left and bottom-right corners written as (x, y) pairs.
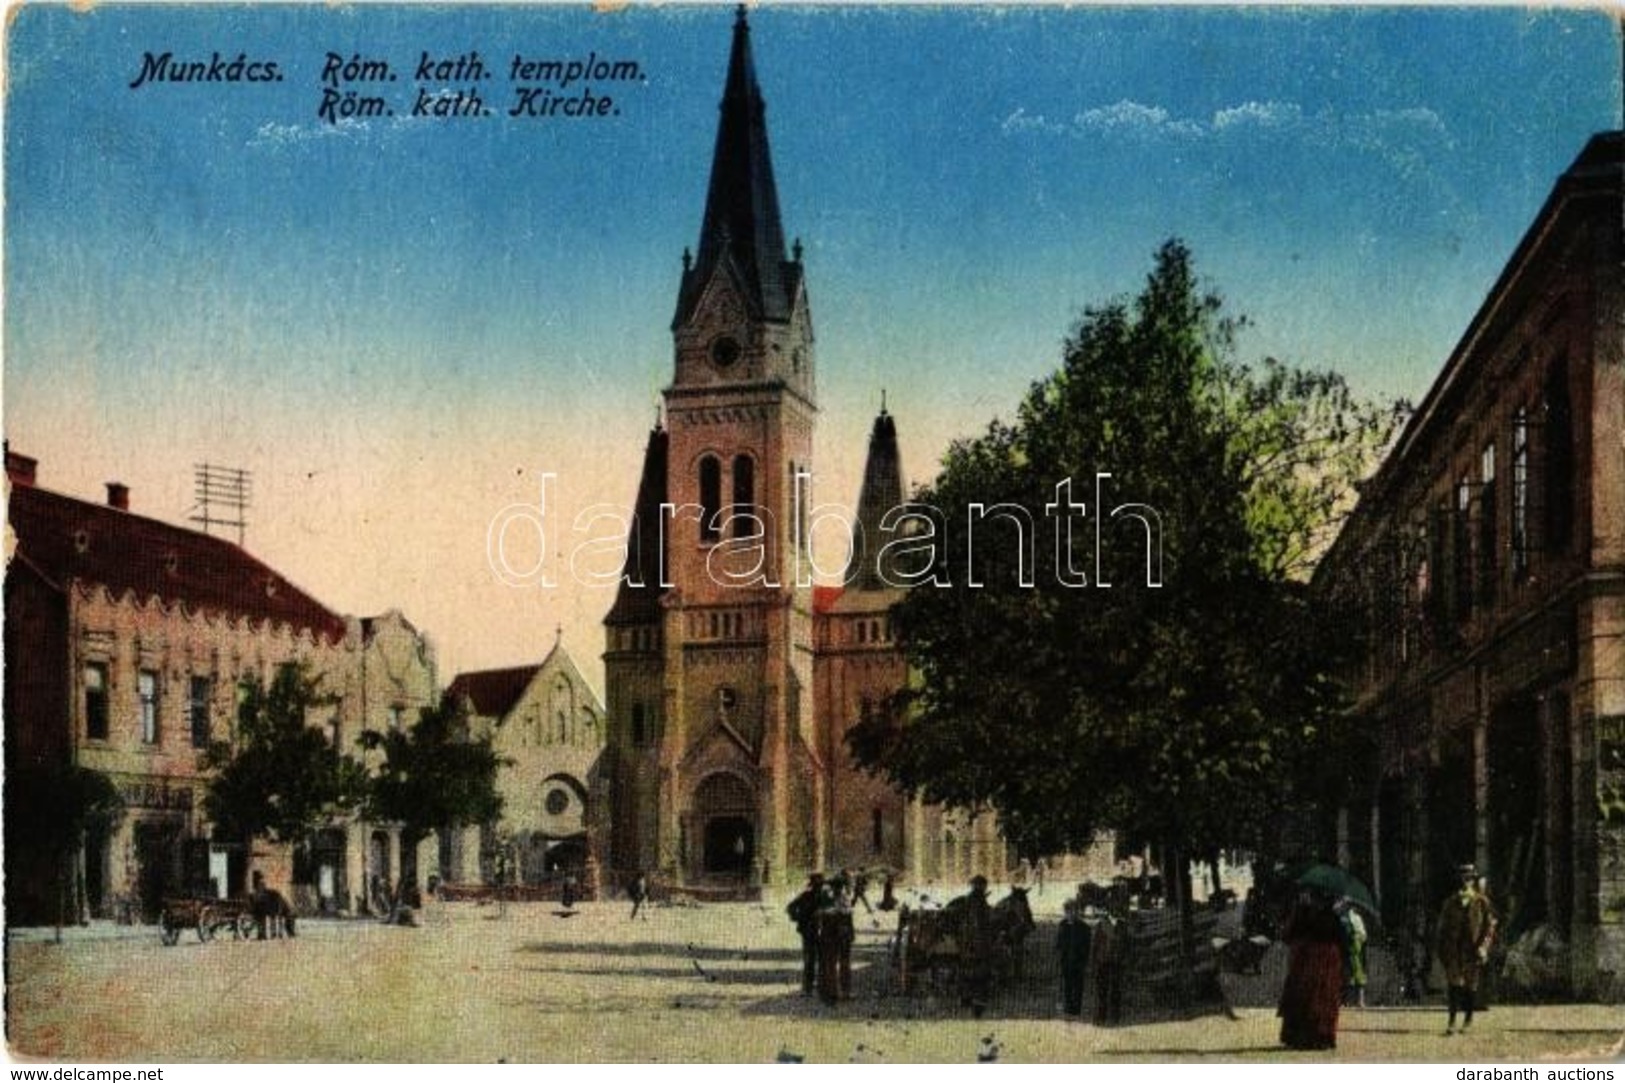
top-left (699, 455), bottom-right (722, 542)
top-left (631, 703), bottom-right (647, 746)
top-left (732, 454), bottom-right (755, 538)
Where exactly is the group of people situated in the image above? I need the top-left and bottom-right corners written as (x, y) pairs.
top-left (787, 871), bottom-right (859, 1004)
top-left (1054, 893), bottom-right (1129, 1025)
top-left (1277, 862), bottom-right (1499, 1050)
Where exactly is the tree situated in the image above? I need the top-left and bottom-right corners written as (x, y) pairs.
top-left (358, 695), bottom-right (505, 889)
top-left (850, 240), bottom-right (1403, 911)
top-left (201, 663), bottom-right (366, 855)
top-left (6, 762), bottom-right (123, 940)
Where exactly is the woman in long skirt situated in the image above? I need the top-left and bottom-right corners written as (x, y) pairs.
top-left (1277, 892), bottom-right (1344, 1050)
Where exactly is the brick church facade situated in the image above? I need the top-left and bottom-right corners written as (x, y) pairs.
top-left (595, 11), bottom-right (1019, 890)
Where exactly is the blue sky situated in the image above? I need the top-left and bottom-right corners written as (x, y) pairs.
top-left (5, 4), bottom-right (1619, 684)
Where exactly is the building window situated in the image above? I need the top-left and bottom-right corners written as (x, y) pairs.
top-left (1543, 357), bottom-right (1573, 553)
top-left (1453, 480), bottom-right (1473, 621)
top-left (138, 669), bottom-right (160, 744)
top-left (189, 676), bottom-right (212, 748)
top-left (1512, 406), bottom-right (1531, 579)
top-left (557, 709), bottom-right (568, 743)
top-left (1478, 442), bottom-right (1497, 605)
top-left (545, 788), bottom-right (570, 816)
top-left (1427, 506), bottom-right (1448, 628)
top-left (631, 703), bottom-right (647, 747)
top-left (732, 454), bottom-right (755, 538)
top-left (1392, 531), bottom-right (1411, 665)
top-left (790, 460), bottom-right (809, 547)
top-left (389, 705), bottom-right (405, 731)
top-left (85, 663), bottom-right (109, 740)
top-left (699, 455), bottom-right (722, 542)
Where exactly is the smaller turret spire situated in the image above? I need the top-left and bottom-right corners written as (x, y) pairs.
top-left (848, 406), bottom-right (905, 591)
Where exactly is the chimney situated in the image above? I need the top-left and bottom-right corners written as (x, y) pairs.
top-left (5, 448), bottom-right (37, 488)
top-left (106, 482), bottom-right (129, 511)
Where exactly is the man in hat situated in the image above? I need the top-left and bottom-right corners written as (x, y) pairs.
top-left (816, 879), bottom-right (855, 1004)
top-left (955, 875), bottom-right (996, 1015)
top-left (1055, 899), bottom-right (1092, 1017)
top-left (1435, 862), bottom-right (1498, 1035)
top-left (787, 872), bottom-right (827, 995)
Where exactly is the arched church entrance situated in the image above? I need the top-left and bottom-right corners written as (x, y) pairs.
top-left (690, 772), bottom-right (756, 882)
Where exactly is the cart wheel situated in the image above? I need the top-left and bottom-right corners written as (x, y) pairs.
top-left (159, 914), bottom-right (180, 947)
top-left (196, 908), bottom-right (216, 943)
top-left (236, 913), bottom-right (256, 940)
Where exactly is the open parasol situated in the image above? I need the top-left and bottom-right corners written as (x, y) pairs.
top-left (1295, 863), bottom-right (1379, 919)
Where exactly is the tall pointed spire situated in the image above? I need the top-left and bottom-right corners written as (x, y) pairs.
top-left (848, 405), bottom-right (905, 591)
top-left (674, 6), bottom-right (795, 327)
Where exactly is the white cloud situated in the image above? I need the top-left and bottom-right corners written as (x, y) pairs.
top-left (249, 119), bottom-right (371, 148)
top-left (1212, 100), bottom-right (1303, 131)
top-left (1001, 98), bottom-right (1451, 160)
top-left (999, 107), bottom-right (1068, 136)
top-left (1374, 107), bottom-right (1447, 134)
top-left (1074, 99), bottom-right (1204, 138)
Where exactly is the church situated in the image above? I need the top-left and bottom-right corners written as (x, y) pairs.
top-left (594, 10), bottom-right (1028, 891)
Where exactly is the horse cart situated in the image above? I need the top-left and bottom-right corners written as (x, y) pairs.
top-left (892, 888), bottom-right (1035, 999)
top-left (158, 896), bottom-right (256, 945)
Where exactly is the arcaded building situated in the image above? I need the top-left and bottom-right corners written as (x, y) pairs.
top-left (1313, 132), bottom-right (1624, 998)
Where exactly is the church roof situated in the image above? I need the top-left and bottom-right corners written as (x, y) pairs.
top-left (445, 664), bottom-right (542, 719)
top-left (7, 477), bottom-right (347, 643)
top-left (606, 425), bottom-right (670, 625)
top-left (847, 406), bottom-right (906, 591)
top-left (448, 641), bottom-right (604, 721)
top-left (673, 7), bottom-right (799, 328)
top-left (812, 585), bottom-right (845, 613)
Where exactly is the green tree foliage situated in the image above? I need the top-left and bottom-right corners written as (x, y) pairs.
top-left (201, 663), bottom-right (366, 844)
top-left (6, 762), bottom-right (124, 935)
top-left (849, 240), bottom-right (1405, 868)
top-left (9, 761), bottom-right (125, 863)
top-left (359, 695), bottom-right (505, 847)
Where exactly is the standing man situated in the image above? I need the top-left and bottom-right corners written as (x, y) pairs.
top-left (787, 873), bottom-right (826, 996)
top-left (816, 888), bottom-right (855, 1004)
top-left (851, 868), bottom-right (874, 914)
top-left (1436, 863), bottom-right (1498, 1036)
top-left (956, 874), bottom-right (996, 1016)
top-left (628, 871), bottom-right (649, 921)
top-left (1056, 899), bottom-right (1092, 1018)
top-left (1091, 905), bottom-right (1126, 1026)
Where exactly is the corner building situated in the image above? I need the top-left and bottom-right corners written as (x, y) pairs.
top-left (1312, 132), bottom-right (1624, 999)
top-left (598, 11), bottom-right (1025, 890)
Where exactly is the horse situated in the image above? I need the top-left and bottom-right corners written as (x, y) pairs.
top-left (991, 887), bottom-right (1036, 976)
top-left (253, 887), bottom-right (297, 939)
top-left (893, 905), bottom-right (961, 994)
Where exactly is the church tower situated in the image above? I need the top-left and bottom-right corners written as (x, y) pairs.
top-left (603, 8), bottom-right (819, 888)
